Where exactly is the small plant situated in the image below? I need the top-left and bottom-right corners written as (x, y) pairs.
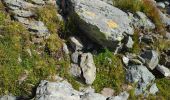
top-left (93, 49), bottom-right (125, 93)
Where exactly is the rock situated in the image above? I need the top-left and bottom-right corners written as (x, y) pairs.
top-left (101, 88), bottom-right (114, 97)
top-left (165, 32), bottom-right (170, 39)
top-left (149, 83), bottom-right (158, 95)
top-left (139, 34), bottom-right (154, 44)
top-left (80, 53), bottom-right (96, 85)
top-left (67, 0), bottom-right (133, 49)
top-left (13, 9), bottom-right (34, 18)
top-left (126, 65), bottom-right (155, 95)
top-left (132, 12), bottom-right (155, 30)
top-left (108, 91), bottom-right (129, 100)
top-left (140, 50), bottom-right (159, 70)
top-left (157, 2), bottom-right (166, 9)
top-left (36, 80), bottom-right (82, 100)
top-left (32, 0), bottom-right (45, 5)
top-left (159, 11), bottom-right (170, 26)
top-left (14, 16), bottom-right (30, 25)
top-left (70, 63), bottom-right (82, 77)
top-left (63, 43), bottom-right (69, 54)
top-left (156, 65), bottom-right (170, 77)
top-left (165, 1), bottom-right (169, 6)
top-left (0, 95), bottom-right (16, 100)
top-left (27, 21), bottom-right (49, 37)
top-left (4, 0), bottom-right (35, 10)
top-left (122, 56), bottom-right (129, 66)
top-left (125, 36), bottom-right (134, 48)
top-left (100, 0), bottom-right (113, 5)
top-left (69, 37), bottom-right (83, 51)
top-left (81, 92), bottom-right (107, 100)
top-left (71, 51), bottom-right (82, 64)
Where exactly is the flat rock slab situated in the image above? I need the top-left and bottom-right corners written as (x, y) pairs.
top-left (13, 9), bottom-right (35, 18)
top-left (68, 0), bottom-right (134, 49)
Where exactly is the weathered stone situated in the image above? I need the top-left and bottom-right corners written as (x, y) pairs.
top-left (69, 37), bottom-right (83, 51)
top-left (13, 9), bottom-right (34, 18)
top-left (63, 43), bottom-right (69, 54)
top-left (100, 0), bottom-right (113, 5)
top-left (108, 91), bottom-right (129, 100)
top-left (70, 63), bottom-right (82, 77)
top-left (32, 0), bottom-right (45, 5)
top-left (81, 93), bottom-right (107, 100)
top-left (27, 21), bottom-right (49, 37)
top-left (4, 0), bottom-right (35, 10)
top-left (132, 12), bottom-right (155, 30)
top-left (139, 34), bottom-right (154, 44)
top-left (122, 56), bottom-right (129, 66)
top-left (165, 32), bottom-right (170, 39)
top-left (71, 51), bottom-right (82, 64)
top-left (101, 88), bottom-right (114, 97)
top-left (156, 65), bottom-right (170, 77)
top-left (157, 2), bottom-right (166, 9)
top-left (126, 65), bottom-right (155, 95)
top-left (67, 0), bottom-right (133, 49)
top-left (125, 36), bottom-right (134, 48)
top-left (0, 95), bottom-right (16, 100)
top-left (80, 53), bottom-right (96, 85)
top-left (140, 50), bottom-right (159, 70)
top-left (149, 83), bottom-right (159, 95)
top-left (36, 80), bottom-right (82, 100)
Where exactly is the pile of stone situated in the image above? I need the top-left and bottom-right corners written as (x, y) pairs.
top-left (3, 0), bottom-right (50, 37)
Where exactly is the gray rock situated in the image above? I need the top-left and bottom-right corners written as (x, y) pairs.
top-left (80, 53), bottom-right (96, 85)
top-left (68, 0), bottom-right (133, 49)
top-left (71, 51), bottom-right (82, 64)
top-left (36, 80), bottom-right (82, 100)
top-left (13, 9), bottom-right (34, 18)
top-left (70, 63), bottom-right (82, 77)
top-left (159, 11), bottom-right (170, 26)
top-left (125, 36), bottom-right (134, 48)
top-left (132, 12), bottom-right (155, 30)
top-left (100, 0), bottom-right (113, 5)
top-left (157, 2), bottom-right (166, 9)
top-left (139, 34), bottom-right (154, 44)
top-left (32, 0), bottom-right (45, 5)
top-left (14, 16), bottom-right (30, 25)
top-left (0, 95), bottom-right (16, 100)
top-left (27, 21), bottom-right (49, 37)
top-left (81, 93), bottom-right (107, 100)
top-left (165, 1), bottom-right (169, 6)
top-left (63, 43), bottom-right (69, 54)
top-left (4, 0), bottom-right (35, 10)
top-left (156, 65), bottom-right (170, 77)
top-left (140, 50), bottom-right (159, 70)
top-left (122, 56), bottom-right (129, 66)
top-left (126, 65), bottom-right (155, 95)
top-left (165, 32), bottom-right (170, 39)
top-left (149, 83), bottom-right (158, 95)
top-left (108, 91), bottom-right (129, 100)
top-left (69, 37), bottom-right (83, 51)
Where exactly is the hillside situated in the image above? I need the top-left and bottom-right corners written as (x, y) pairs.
top-left (0, 0), bottom-right (170, 100)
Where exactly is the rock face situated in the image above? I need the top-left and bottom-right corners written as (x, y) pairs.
top-left (35, 80), bottom-right (129, 100)
top-left (67, 0), bottom-right (134, 49)
top-left (80, 53), bottom-right (96, 85)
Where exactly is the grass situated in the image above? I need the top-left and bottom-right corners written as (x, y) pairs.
top-left (93, 49), bottom-right (125, 94)
top-left (113, 0), bottom-right (165, 34)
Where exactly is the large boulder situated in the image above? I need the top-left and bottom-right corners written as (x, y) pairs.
top-left (67, 0), bottom-right (134, 49)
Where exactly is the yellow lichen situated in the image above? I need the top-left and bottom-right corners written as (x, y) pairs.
top-left (107, 20), bottom-right (118, 29)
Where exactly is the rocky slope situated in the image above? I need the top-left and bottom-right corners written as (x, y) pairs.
top-left (0, 0), bottom-right (170, 100)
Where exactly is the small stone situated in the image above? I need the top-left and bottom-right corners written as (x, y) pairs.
top-left (80, 53), bottom-right (96, 85)
top-left (157, 2), bottom-right (166, 9)
top-left (165, 32), bottom-right (170, 39)
top-left (140, 50), bottom-right (159, 70)
top-left (63, 43), bottom-right (69, 54)
top-left (108, 91), bottom-right (129, 100)
top-left (122, 56), bottom-right (129, 66)
top-left (101, 88), bottom-right (114, 97)
top-left (70, 63), bottom-right (81, 77)
top-left (149, 83), bottom-right (159, 95)
top-left (32, 0), bottom-right (45, 5)
top-left (13, 9), bottom-right (34, 18)
top-left (125, 36), bottom-right (134, 48)
top-left (69, 36), bottom-right (83, 51)
top-left (156, 65), bottom-right (170, 77)
top-left (71, 51), bottom-right (81, 64)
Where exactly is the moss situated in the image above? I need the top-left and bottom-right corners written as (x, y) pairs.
top-left (0, 10), bottom-right (58, 97)
top-left (93, 49), bottom-right (125, 93)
